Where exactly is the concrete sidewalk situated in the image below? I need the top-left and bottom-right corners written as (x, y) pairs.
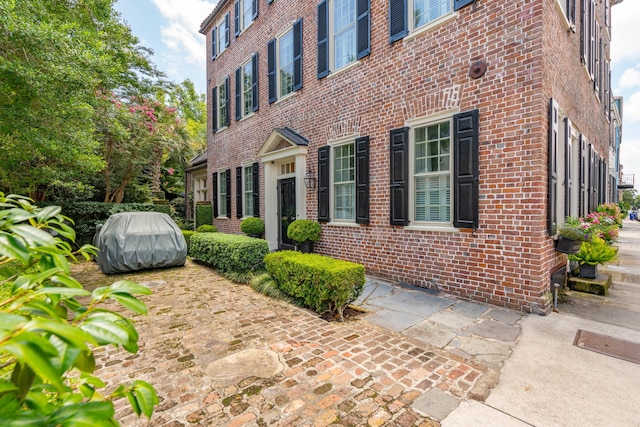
top-left (442, 219), bottom-right (640, 426)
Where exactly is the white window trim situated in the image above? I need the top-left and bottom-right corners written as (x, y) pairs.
top-left (238, 0), bottom-right (255, 35)
top-left (217, 169), bottom-right (229, 219)
top-left (241, 162), bottom-right (254, 218)
top-left (328, 0), bottom-right (358, 73)
top-left (407, 111), bottom-right (456, 228)
top-left (216, 15), bottom-right (228, 57)
top-left (240, 58), bottom-right (254, 119)
top-left (274, 23), bottom-right (295, 100)
top-left (554, 0), bottom-right (575, 32)
top-left (326, 59), bottom-right (361, 80)
top-left (327, 134), bottom-right (358, 225)
top-left (403, 2), bottom-right (456, 43)
top-left (216, 79), bottom-right (228, 131)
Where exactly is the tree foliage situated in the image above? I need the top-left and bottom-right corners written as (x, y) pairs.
top-left (0, 193), bottom-right (158, 425)
top-left (0, 0), bottom-right (161, 201)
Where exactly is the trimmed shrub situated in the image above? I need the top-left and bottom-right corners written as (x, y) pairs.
top-left (196, 224), bottom-right (217, 233)
top-left (195, 202), bottom-right (213, 229)
top-left (287, 219), bottom-right (321, 243)
top-left (241, 217), bottom-right (265, 236)
top-left (190, 233), bottom-right (269, 280)
top-left (264, 251), bottom-right (365, 321)
top-left (182, 230), bottom-right (195, 252)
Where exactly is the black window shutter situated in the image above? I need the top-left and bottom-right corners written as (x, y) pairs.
top-left (224, 13), bottom-right (230, 47)
top-left (212, 173), bottom-right (219, 218)
top-left (317, 0), bottom-right (329, 79)
top-left (356, 0), bottom-right (370, 60)
top-left (236, 166), bottom-right (243, 218)
top-left (253, 162), bottom-right (260, 217)
top-left (388, 0), bottom-right (407, 44)
top-left (235, 67), bottom-right (241, 120)
top-left (224, 77), bottom-right (230, 127)
top-left (251, 53), bottom-right (259, 112)
top-left (252, 0), bottom-right (258, 20)
top-left (453, 0), bottom-right (474, 11)
top-left (226, 169), bottom-right (232, 217)
top-left (211, 27), bottom-right (217, 60)
top-left (390, 127), bottom-right (409, 226)
top-left (453, 110), bottom-right (480, 229)
top-left (318, 146), bottom-right (330, 222)
top-left (234, 0), bottom-right (240, 36)
top-left (212, 86), bottom-right (218, 133)
top-left (293, 19), bottom-right (303, 91)
top-left (267, 38), bottom-right (277, 103)
top-left (548, 99), bottom-right (559, 235)
top-left (564, 118), bottom-right (573, 217)
top-left (355, 136), bottom-right (370, 224)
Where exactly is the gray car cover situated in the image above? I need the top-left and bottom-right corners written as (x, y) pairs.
top-left (94, 212), bottom-right (187, 275)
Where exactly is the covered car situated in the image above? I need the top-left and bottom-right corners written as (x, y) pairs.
top-left (93, 212), bottom-right (187, 275)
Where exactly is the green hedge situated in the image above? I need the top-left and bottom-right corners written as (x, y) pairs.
top-left (264, 251), bottom-right (365, 321)
top-left (182, 230), bottom-right (195, 252)
top-left (195, 202), bottom-right (213, 229)
top-left (190, 232), bottom-right (269, 276)
top-left (45, 202), bottom-right (171, 246)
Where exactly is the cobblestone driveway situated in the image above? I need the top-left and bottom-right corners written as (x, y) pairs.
top-left (74, 261), bottom-right (493, 426)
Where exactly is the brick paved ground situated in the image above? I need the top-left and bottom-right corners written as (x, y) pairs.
top-left (74, 261), bottom-right (494, 426)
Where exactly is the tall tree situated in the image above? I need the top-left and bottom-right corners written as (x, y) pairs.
top-left (0, 0), bottom-right (160, 200)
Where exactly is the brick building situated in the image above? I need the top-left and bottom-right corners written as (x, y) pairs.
top-left (199, 0), bottom-right (622, 314)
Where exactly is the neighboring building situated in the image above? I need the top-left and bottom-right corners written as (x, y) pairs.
top-left (199, 0), bottom-right (623, 314)
top-left (185, 151), bottom-right (208, 220)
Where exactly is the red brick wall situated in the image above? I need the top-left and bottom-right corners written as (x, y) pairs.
top-left (202, 0), bottom-right (613, 314)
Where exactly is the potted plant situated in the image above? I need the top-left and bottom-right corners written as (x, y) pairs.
top-left (555, 217), bottom-right (587, 254)
top-left (287, 219), bottom-right (321, 253)
top-left (240, 217), bottom-right (265, 238)
top-left (568, 236), bottom-right (617, 279)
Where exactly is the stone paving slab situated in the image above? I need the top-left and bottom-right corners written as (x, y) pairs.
top-left (363, 290), bottom-right (455, 317)
top-left (74, 261), bottom-right (491, 427)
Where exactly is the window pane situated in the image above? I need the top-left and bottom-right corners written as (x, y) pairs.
top-left (243, 0), bottom-right (252, 29)
top-left (414, 0), bottom-right (451, 29)
top-left (244, 166), bottom-right (253, 216)
top-left (333, 143), bottom-right (355, 220)
top-left (334, 0), bottom-right (356, 69)
top-left (413, 120), bottom-right (451, 223)
top-left (279, 30), bottom-right (294, 97)
top-left (243, 62), bottom-right (252, 116)
top-left (219, 173), bottom-right (227, 216)
top-left (218, 82), bottom-right (227, 127)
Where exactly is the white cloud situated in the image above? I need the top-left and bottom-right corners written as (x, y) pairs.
top-left (611, 1), bottom-right (640, 63)
top-left (623, 90), bottom-right (640, 124)
top-left (150, 0), bottom-right (216, 64)
top-left (619, 66), bottom-right (640, 90)
top-left (620, 137), bottom-right (640, 188)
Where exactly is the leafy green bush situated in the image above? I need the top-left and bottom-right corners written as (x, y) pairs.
top-left (190, 233), bottom-right (269, 282)
top-left (182, 230), bottom-right (195, 252)
top-left (287, 219), bottom-right (321, 243)
top-left (264, 251), bottom-right (364, 321)
top-left (195, 202), bottom-right (213, 229)
top-left (0, 193), bottom-right (157, 425)
top-left (240, 217), bottom-right (265, 236)
top-left (196, 224), bottom-right (217, 233)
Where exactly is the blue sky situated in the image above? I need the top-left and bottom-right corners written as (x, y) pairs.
top-left (115, 0), bottom-right (639, 191)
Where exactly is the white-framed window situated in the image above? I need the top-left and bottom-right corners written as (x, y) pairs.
top-left (411, 118), bottom-right (452, 223)
top-left (219, 171), bottom-right (228, 217)
top-left (332, 0), bottom-right (357, 70)
top-left (235, 0), bottom-right (257, 35)
top-left (411, 0), bottom-right (452, 31)
top-left (242, 61), bottom-right (253, 117)
top-left (279, 29), bottom-right (295, 97)
top-left (332, 141), bottom-right (356, 221)
top-left (211, 12), bottom-right (230, 60)
top-left (243, 165), bottom-right (254, 217)
top-left (217, 79), bottom-right (228, 130)
top-left (194, 177), bottom-right (207, 202)
top-left (217, 14), bottom-right (229, 55)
